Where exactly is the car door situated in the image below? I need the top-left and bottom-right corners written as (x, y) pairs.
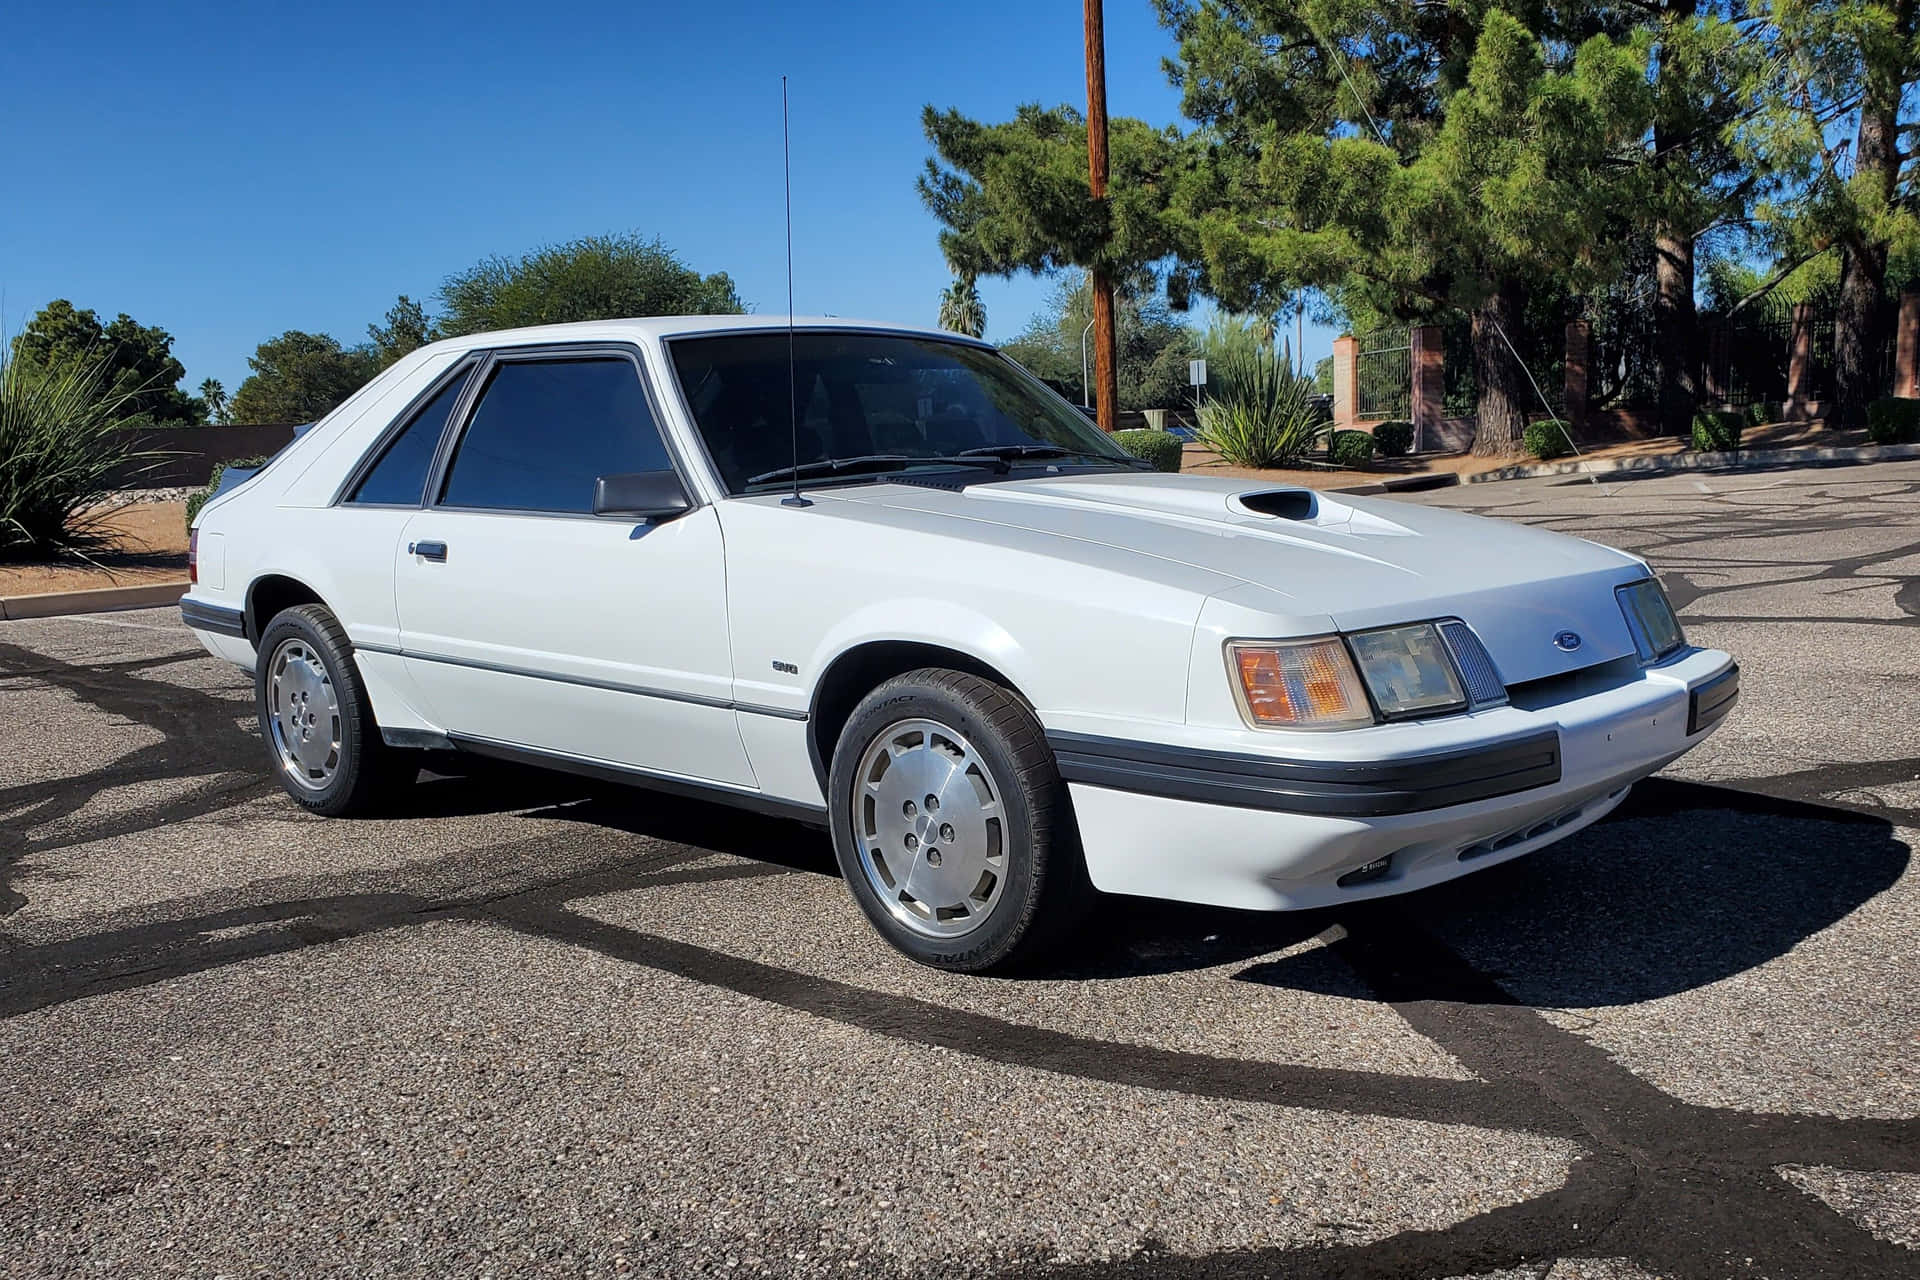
top-left (394, 345), bottom-right (755, 788)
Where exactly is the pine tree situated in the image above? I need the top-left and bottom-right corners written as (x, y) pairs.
top-left (1157, 2), bottom-right (1653, 454)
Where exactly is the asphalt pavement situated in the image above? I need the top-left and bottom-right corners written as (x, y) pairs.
top-left (2, 459), bottom-right (1916, 1278)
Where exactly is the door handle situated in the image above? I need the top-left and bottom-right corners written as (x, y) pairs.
top-left (408, 540), bottom-right (448, 562)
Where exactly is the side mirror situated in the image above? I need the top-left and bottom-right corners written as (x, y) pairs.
top-left (593, 471), bottom-right (693, 522)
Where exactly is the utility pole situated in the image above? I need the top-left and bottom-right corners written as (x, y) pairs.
top-left (1084, 0), bottom-right (1118, 431)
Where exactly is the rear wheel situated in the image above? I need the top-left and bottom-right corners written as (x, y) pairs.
top-left (828, 668), bottom-right (1090, 972)
top-left (255, 603), bottom-right (417, 816)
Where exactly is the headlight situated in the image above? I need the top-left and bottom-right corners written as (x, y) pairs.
top-left (1616, 578), bottom-right (1685, 663)
top-left (1227, 637), bottom-right (1374, 730)
top-left (1347, 623), bottom-right (1468, 719)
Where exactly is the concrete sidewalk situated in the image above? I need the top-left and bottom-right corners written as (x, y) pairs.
top-left (1465, 439), bottom-right (1920, 485)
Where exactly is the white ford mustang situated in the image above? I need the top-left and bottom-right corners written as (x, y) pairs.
top-left (183, 316), bottom-right (1737, 970)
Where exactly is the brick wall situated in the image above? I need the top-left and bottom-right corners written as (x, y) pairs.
top-left (109, 424), bottom-right (302, 489)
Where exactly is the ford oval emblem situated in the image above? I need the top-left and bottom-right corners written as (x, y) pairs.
top-left (1553, 630), bottom-right (1583, 652)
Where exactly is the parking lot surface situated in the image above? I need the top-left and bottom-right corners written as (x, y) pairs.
top-left (2, 460), bottom-right (1917, 1278)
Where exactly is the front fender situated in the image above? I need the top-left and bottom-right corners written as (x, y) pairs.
top-left (806, 600), bottom-right (1030, 703)
top-left (720, 497), bottom-right (1210, 731)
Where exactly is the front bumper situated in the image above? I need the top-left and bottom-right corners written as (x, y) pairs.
top-left (1055, 647), bottom-right (1736, 911)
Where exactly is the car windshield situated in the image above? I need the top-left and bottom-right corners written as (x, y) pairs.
top-left (666, 330), bottom-right (1136, 494)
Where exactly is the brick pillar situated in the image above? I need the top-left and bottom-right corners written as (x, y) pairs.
top-left (1409, 325), bottom-right (1443, 452)
top-left (1785, 303), bottom-right (1815, 420)
top-left (1332, 334), bottom-right (1359, 430)
top-left (1896, 290), bottom-right (1920, 398)
top-left (1564, 319), bottom-right (1591, 432)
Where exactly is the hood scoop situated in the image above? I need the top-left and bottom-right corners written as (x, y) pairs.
top-left (1232, 488), bottom-right (1317, 521)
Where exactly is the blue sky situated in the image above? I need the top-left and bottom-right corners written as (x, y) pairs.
top-left (2, 1), bottom-right (1335, 397)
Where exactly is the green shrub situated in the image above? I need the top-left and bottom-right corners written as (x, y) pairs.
top-left (1690, 410), bottom-right (1743, 452)
top-left (1865, 397), bottom-right (1920, 445)
top-left (1113, 429), bottom-right (1183, 473)
top-left (0, 347), bottom-right (160, 561)
top-left (1523, 419), bottom-right (1574, 460)
top-left (1328, 429), bottom-right (1376, 468)
top-left (1369, 420), bottom-right (1414, 457)
top-left (1194, 318), bottom-right (1327, 467)
top-left (1743, 401), bottom-right (1777, 428)
top-left (186, 455), bottom-right (270, 529)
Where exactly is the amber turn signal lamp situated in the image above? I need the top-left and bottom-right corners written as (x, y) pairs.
top-left (1226, 638), bottom-right (1374, 730)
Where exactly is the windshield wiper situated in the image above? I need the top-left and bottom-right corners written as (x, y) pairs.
top-left (959, 444), bottom-right (1072, 460)
top-left (960, 443), bottom-right (1156, 470)
top-left (746, 454), bottom-right (1008, 488)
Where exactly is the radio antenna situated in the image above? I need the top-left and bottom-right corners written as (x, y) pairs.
top-left (779, 75), bottom-right (810, 509)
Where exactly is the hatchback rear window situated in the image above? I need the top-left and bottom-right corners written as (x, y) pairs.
top-left (347, 366), bottom-right (471, 505)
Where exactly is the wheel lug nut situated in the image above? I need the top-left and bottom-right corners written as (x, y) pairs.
top-left (903, 801), bottom-right (917, 818)
top-left (939, 823), bottom-right (955, 842)
top-left (927, 850), bottom-right (942, 867)
top-left (924, 795), bottom-right (939, 812)
top-left (905, 833), bottom-right (918, 850)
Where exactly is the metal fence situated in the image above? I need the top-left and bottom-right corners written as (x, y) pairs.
top-left (1699, 298), bottom-right (1898, 409)
top-left (1587, 291), bottom-right (1662, 410)
top-left (1700, 299), bottom-right (1797, 409)
top-left (1355, 328), bottom-right (1411, 419)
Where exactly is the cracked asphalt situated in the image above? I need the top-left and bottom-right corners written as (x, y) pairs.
top-left (2, 459), bottom-right (1916, 1278)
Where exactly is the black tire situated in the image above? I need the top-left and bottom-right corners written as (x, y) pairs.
top-left (254, 603), bottom-right (418, 817)
top-left (828, 668), bottom-right (1091, 972)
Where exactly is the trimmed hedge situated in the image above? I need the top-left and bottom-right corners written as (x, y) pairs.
top-left (185, 455), bottom-right (269, 529)
top-left (1113, 428), bottom-right (1184, 473)
top-left (1329, 429), bottom-right (1376, 468)
top-left (1523, 419), bottom-right (1574, 460)
top-left (1866, 397), bottom-right (1920, 445)
top-left (1744, 401), bottom-right (1778, 428)
top-left (1691, 410), bottom-right (1743, 452)
top-left (1370, 420), bottom-right (1414, 457)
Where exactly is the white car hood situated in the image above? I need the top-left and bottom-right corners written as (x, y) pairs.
top-left (825, 471), bottom-right (1649, 685)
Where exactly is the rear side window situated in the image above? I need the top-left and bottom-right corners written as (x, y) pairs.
top-left (348, 367), bottom-right (471, 505)
top-left (438, 357), bottom-right (672, 513)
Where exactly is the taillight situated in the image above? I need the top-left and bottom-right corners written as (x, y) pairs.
top-left (188, 529), bottom-right (198, 585)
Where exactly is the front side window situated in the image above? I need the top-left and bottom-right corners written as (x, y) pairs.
top-left (347, 364), bottom-right (472, 505)
top-left (439, 356), bottom-right (673, 513)
top-left (667, 331), bottom-right (1131, 494)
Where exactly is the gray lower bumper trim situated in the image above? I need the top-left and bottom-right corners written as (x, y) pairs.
top-left (179, 597), bottom-right (246, 638)
top-left (1688, 663), bottom-right (1739, 735)
top-left (1047, 728), bottom-right (1563, 817)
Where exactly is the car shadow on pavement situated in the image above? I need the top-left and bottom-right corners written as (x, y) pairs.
top-left (406, 757), bottom-right (842, 879)
top-left (1231, 776), bottom-right (1910, 1007)
top-left (393, 763), bottom-right (1909, 1007)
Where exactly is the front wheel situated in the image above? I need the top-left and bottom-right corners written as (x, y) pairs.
top-left (827, 668), bottom-right (1090, 972)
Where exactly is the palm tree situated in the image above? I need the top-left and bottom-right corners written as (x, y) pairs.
top-left (198, 378), bottom-right (227, 424)
top-left (937, 276), bottom-right (986, 338)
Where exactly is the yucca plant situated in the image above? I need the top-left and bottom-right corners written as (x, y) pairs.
top-left (1193, 316), bottom-right (1326, 468)
top-left (0, 346), bottom-right (159, 561)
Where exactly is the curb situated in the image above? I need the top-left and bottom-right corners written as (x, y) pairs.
top-left (0, 582), bottom-right (187, 622)
top-left (1464, 441), bottom-right (1920, 485)
top-left (1329, 472), bottom-right (1463, 496)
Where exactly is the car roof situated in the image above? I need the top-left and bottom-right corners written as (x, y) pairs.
top-left (412, 314), bottom-right (985, 358)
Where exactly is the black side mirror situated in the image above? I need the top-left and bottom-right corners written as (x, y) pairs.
top-left (593, 471), bottom-right (692, 522)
